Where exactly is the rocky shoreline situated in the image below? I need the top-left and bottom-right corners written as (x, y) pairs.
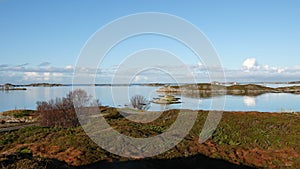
top-left (0, 110), bottom-right (38, 129)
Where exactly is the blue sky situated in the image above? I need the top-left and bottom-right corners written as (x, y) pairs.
top-left (1, 0), bottom-right (300, 84)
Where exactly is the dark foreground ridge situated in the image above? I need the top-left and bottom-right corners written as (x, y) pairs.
top-left (1, 152), bottom-right (253, 169)
top-left (79, 154), bottom-right (254, 169)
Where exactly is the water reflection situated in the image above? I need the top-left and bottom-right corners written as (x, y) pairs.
top-left (243, 96), bottom-right (256, 107)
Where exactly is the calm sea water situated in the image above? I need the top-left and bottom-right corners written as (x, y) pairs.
top-left (0, 85), bottom-right (299, 112)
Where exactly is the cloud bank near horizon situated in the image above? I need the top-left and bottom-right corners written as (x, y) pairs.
top-left (0, 58), bottom-right (300, 84)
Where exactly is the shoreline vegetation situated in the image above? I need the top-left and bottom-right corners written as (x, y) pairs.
top-left (0, 107), bottom-right (299, 168)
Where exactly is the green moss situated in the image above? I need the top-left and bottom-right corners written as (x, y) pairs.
top-left (19, 147), bottom-right (32, 154)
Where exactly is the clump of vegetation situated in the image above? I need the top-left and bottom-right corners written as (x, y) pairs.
top-left (130, 95), bottom-right (150, 110)
top-left (18, 147), bottom-right (32, 154)
top-left (36, 89), bottom-right (95, 128)
top-left (2, 110), bottom-right (35, 118)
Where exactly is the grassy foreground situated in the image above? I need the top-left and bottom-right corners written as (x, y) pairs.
top-left (0, 108), bottom-right (299, 169)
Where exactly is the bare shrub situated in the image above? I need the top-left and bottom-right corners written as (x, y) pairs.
top-left (37, 89), bottom-right (95, 127)
top-left (67, 89), bottom-right (92, 108)
top-left (130, 95), bottom-right (150, 110)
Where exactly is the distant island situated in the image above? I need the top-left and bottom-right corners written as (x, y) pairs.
top-left (23, 83), bottom-right (64, 87)
top-left (157, 83), bottom-right (300, 98)
top-left (0, 83), bottom-right (67, 90)
top-left (287, 81), bottom-right (300, 84)
top-left (0, 83), bottom-right (26, 91)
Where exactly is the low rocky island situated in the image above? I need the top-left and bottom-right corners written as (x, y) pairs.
top-left (157, 83), bottom-right (300, 98)
top-left (24, 83), bottom-right (64, 87)
top-left (151, 95), bottom-right (181, 104)
top-left (0, 83), bottom-right (26, 91)
top-left (0, 83), bottom-right (65, 90)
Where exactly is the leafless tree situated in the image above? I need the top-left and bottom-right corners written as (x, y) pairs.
top-left (130, 95), bottom-right (150, 110)
top-left (67, 89), bottom-right (93, 108)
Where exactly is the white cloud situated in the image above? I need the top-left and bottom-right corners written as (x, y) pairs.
top-left (197, 62), bottom-right (203, 66)
top-left (24, 72), bottom-right (38, 77)
top-left (44, 72), bottom-right (50, 77)
top-left (277, 68), bottom-right (285, 73)
top-left (43, 72), bottom-right (51, 81)
top-left (133, 75), bottom-right (148, 82)
top-left (240, 57), bottom-right (288, 76)
top-left (1, 59), bottom-right (300, 84)
top-left (52, 73), bottom-right (63, 77)
top-left (65, 65), bottom-right (73, 70)
top-left (242, 58), bottom-right (259, 70)
top-left (23, 72), bottom-right (39, 81)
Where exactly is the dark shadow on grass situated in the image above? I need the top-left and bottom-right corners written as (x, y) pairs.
top-left (77, 154), bottom-right (255, 169)
top-left (0, 152), bottom-right (72, 169)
